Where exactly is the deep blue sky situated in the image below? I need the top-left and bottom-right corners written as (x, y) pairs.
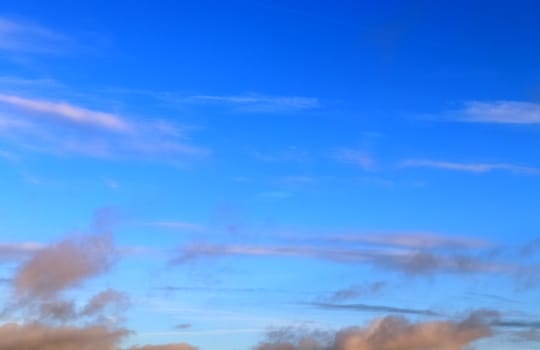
top-left (0, 1), bottom-right (539, 350)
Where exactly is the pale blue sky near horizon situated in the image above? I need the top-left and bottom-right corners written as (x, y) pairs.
top-left (0, 1), bottom-right (539, 349)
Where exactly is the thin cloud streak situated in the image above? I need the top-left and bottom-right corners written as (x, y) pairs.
top-left (400, 159), bottom-right (540, 175)
top-left (333, 149), bottom-right (375, 171)
top-left (173, 242), bottom-right (509, 275)
top-left (0, 94), bottom-right (132, 132)
top-left (322, 282), bottom-right (386, 302)
top-left (461, 101), bottom-right (540, 124)
top-left (310, 302), bottom-right (440, 317)
top-left (324, 232), bottom-right (490, 249)
top-left (174, 324), bottom-right (192, 330)
top-left (0, 17), bottom-right (71, 54)
top-left (0, 92), bottom-right (209, 161)
top-left (184, 94), bottom-right (320, 112)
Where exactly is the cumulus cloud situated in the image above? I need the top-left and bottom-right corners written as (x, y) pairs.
top-left (0, 226), bottom-right (199, 350)
top-left (333, 315), bottom-right (489, 350)
top-left (13, 234), bottom-right (116, 299)
top-left (38, 300), bottom-right (77, 322)
top-left (81, 289), bottom-right (130, 317)
top-left (256, 326), bottom-right (333, 350)
top-left (254, 313), bottom-right (491, 350)
top-left (0, 322), bottom-right (128, 350)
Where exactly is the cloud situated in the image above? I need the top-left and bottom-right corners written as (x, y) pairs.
top-left (92, 207), bottom-right (122, 234)
top-left (175, 324), bottom-right (192, 330)
top-left (252, 148), bottom-right (311, 163)
top-left (323, 232), bottom-right (489, 250)
top-left (130, 344), bottom-right (198, 350)
top-left (172, 243), bottom-right (340, 264)
top-left (172, 242), bottom-right (505, 276)
top-left (0, 225), bottom-right (199, 350)
top-left (520, 237), bottom-right (540, 257)
top-left (0, 92), bottom-right (209, 160)
top-left (256, 326), bottom-right (332, 350)
top-left (333, 149), bottom-right (375, 171)
top-left (0, 93), bottom-right (132, 132)
top-left (373, 250), bottom-right (504, 275)
top-left (333, 314), bottom-right (490, 350)
top-left (0, 17), bottom-right (71, 54)
top-left (493, 319), bottom-right (540, 329)
top-left (455, 101), bottom-right (540, 124)
top-left (513, 329), bottom-right (540, 342)
top-left (254, 313), bottom-right (491, 350)
top-left (0, 323), bottom-right (128, 350)
top-left (81, 289), bottom-right (130, 317)
top-left (184, 94), bottom-right (320, 113)
top-left (13, 234), bottom-right (116, 299)
top-left (310, 302), bottom-right (440, 317)
top-left (38, 300), bottom-right (77, 322)
top-left (399, 159), bottom-right (540, 175)
top-left (323, 282), bottom-right (386, 302)
top-left (0, 242), bottom-right (44, 262)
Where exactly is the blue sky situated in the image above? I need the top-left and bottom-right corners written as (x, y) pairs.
top-left (0, 1), bottom-right (539, 349)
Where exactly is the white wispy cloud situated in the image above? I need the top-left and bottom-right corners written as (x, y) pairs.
top-left (0, 92), bottom-right (209, 160)
top-left (106, 88), bottom-right (322, 114)
top-left (437, 100), bottom-right (540, 124)
top-left (400, 159), bottom-right (540, 175)
top-left (463, 101), bottom-right (540, 124)
top-left (325, 232), bottom-right (490, 249)
top-left (333, 148), bottom-right (375, 171)
top-left (0, 93), bottom-right (132, 132)
top-left (184, 93), bottom-right (320, 112)
top-left (0, 17), bottom-right (72, 54)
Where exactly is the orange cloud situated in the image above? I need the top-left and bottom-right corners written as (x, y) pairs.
top-left (14, 234), bottom-right (116, 299)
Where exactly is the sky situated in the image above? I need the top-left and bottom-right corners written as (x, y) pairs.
top-left (0, 1), bottom-right (539, 349)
